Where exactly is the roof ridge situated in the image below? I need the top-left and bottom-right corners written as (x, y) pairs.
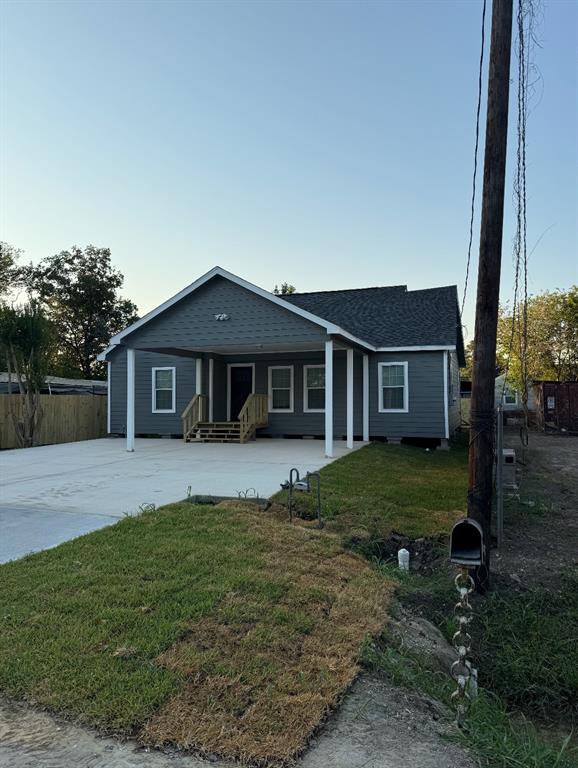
top-left (287, 285), bottom-right (408, 297)
top-left (405, 285), bottom-right (458, 295)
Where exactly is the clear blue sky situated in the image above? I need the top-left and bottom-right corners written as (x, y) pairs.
top-left (2, 0), bottom-right (577, 339)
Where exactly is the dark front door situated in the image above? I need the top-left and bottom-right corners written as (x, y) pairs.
top-left (230, 366), bottom-right (253, 420)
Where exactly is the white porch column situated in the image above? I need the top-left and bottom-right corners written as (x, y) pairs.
top-left (208, 358), bottom-right (214, 421)
top-left (126, 348), bottom-right (135, 452)
top-left (325, 339), bottom-right (333, 457)
top-left (346, 348), bottom-right (354, 449)
top-left (107, 361), bottom-right (111, 435)
top-left (195, 358), bottom-right (202, 395)
top-left (362, 354), bottom-right (369, 442)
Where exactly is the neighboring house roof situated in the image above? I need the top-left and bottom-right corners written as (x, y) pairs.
top-left (0, 373), bottom-right (106, 395)
top-left (98, 266), bottom-right (465, 363)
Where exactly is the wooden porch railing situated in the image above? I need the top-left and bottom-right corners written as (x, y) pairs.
top-left (181, 394), bottom-right (208, 440)
top-left (239, 393), bottom-right (268, 443)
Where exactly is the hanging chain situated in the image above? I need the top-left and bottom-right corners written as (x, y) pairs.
top-left (451, 567), bottom-right (475, 727)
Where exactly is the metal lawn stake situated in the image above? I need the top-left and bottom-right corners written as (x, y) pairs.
top-left (280, 467), bottom-right (302, 523)
top-left (280, 468), bottom-right (323, 528)
top-left (449, 518), bottom-right (484, 726)
top-left (305, 472), bottom-right (323, 529)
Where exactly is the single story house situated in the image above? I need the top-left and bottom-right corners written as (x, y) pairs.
top-left (494, 374), bottom-right (536, 413)
top-left (99, 266), bottom-right (465, 456)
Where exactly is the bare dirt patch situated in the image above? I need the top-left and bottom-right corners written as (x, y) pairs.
top-left (0, 675), bottom-right (476, 768)
top-left (493, 430), bottom-right (578, 591)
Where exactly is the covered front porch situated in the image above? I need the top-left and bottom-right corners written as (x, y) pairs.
top-left (120, 338), bottom-right (371, 457)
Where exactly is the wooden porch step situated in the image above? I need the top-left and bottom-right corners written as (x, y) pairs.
top-left (185, 420), bottom-right (242, 444)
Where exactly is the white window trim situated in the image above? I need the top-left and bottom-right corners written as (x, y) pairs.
top-left (267, 365), bottom-right (294, 413)
top-left (303, 364), bottom-right (326, 413)
top-left (152, 366), bottom-right (176, 413)
top-left (378, 361), bottom-right (409, 414)
top-left (503, 388), bottom-right (518, 406)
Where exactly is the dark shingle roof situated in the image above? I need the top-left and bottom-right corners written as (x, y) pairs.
top-left (284, 284), bottom-right (465, 363)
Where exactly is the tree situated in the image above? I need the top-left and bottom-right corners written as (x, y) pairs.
top-left (496, 286), bottom-right (578, 387)
top-left (462, 339), bottom-right (475, 380)
top-left (22, 246), bottom-right (139, 379)
top-left (0, 303), bottom-right (54, 447)
top-left (0, 242), bottom-right (23, 299)
top-left (273, 282), bottom-right (296, 295)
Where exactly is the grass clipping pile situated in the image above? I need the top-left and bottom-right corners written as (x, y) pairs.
top-left (143, 501), bottom-right (392, 764)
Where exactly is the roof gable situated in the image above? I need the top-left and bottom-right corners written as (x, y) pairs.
top-left (99, 267), bottom-right (373, 359)
top-left (98, 266), bottom-right (464, 362)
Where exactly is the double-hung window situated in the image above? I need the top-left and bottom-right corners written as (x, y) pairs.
top-left (503, 386), bottom-right (517, 406)
top-left (268, 366), bottom-right (294, 412)
top-left (152, 367), bottom-right (176, 413)
top-left (378, 362), bottom-right (408, 413)
top-left (304, 364), bottom-right (325, 412)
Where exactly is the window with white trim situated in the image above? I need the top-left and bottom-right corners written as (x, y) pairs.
top-left (503, 386), bottom-right (517, 405)
top-left (304, 365), bottom-right (325, 412)
top-left (268, 366), bottom-right (294, 412)
top-left (152, 367), bottom-right (176, 413)
top-left (378, 362), bottom-right (408, 412)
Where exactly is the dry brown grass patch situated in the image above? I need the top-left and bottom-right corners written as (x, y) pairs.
top-left (141, 502), bottom-right (393, 765)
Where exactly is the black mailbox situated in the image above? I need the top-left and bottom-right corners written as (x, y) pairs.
top-left (450, 518), bottom-right (485, 567)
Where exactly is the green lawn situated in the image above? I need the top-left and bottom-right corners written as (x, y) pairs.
top-left (275, 440), bottom-right (469, 540)
top-left (0, 440), bottom-right (470, 764)
top-left (0, 500), bottom-right (391, 764)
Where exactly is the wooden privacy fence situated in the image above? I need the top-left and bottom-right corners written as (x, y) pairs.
top-left (0, 395), bottom-right (107, 450)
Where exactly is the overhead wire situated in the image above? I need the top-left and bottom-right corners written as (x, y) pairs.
top-left (460, 0), bottom-right (487, 324)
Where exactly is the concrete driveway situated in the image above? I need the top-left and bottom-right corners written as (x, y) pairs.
top-left (0, 437), bottom-right (362, 563)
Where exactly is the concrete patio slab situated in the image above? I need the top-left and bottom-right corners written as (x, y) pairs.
top-left (0, 437), bottom-right (363, 563)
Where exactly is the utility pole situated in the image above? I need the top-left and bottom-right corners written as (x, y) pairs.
top-left (468, 0), bottom-right (513, 592)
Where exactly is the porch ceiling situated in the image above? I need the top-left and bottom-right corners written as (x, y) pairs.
top-left (136, 339), bottom-right (352, 356)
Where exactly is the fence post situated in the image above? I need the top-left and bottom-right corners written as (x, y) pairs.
top-left (496, 404), bottom-right (504, 547)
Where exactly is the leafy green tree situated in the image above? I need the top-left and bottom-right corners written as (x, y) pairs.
top-left (496, 286), bottom-right (578, 386)
top-left (462, 339), bottom-right (475, 380)
top-left (0, 303), bottom-right (55, 447)
top-left (273, 282), bottom-right (296, 295)
top-left (0, 242), bottom-right (23, 299)
top-left (22, 245), bottom-right (138, 379)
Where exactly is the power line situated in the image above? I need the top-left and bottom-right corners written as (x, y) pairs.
top-left (461, 0), bottom-right (487, 322)
top-left (501, 0), bottom-right (537, 405)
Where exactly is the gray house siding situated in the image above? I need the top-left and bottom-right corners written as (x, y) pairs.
top-left (122, 275), bottom-right (328, 350)
top-left (220, 351), bottom-right (363, 438)
top-left (109, 347), bottom-right (198, 435)
top-left (448, 350), bottom-right (461, 434)
top-left (110, 349), bottom-right (364, 437)
top-left (369, 351), bottom-right (447, 438)
top-left (109, 347), bottom-right (451, 440)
